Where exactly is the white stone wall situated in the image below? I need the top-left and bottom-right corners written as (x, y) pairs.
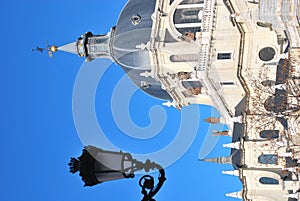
top-left (208, 0), bottom-right (245, 114)
top-left (242, 169), bottom-right (298, 201)
top-left (228, 0), bottom-right (300, 200)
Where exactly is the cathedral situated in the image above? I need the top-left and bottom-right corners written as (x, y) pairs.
top-left (50, 0), bottom-right (300, 200)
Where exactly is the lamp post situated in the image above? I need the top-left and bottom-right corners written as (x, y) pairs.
top-left (68, 145), bottom-right (166, 201)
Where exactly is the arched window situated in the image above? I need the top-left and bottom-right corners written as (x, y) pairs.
top-left (173, 0), bottom-right (203, 35)
top-left (183, 10), bottom-right (200, 16)
top-left (182, 81), bottom-right (203, 89)
top-left (259, 177), bottom-right (279, 185)
top-left (174, 8), bottom-right (201, 24)
top-left (258, 154), bottom-right (278, 165)
top-left (170, 54), bottom-right (198, 62)
top-left (260, 130), bottom-right (280, 139)
top-left (257, 21), bottom-right (272, 28)
top-left (94, 38), bottom-right (107, 44)
top-left (182, 81), bottom-right (202, 96)
top-left (181, 0), bottom-right (204, 4)
top-left (217, 52), bottom-right (232, 60)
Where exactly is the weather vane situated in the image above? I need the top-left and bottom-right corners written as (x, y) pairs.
top-left (32, 41), bottom-right (58, 57)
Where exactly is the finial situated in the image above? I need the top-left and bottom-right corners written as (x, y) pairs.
top-left (47, 44), bottom-right (59, 57)
top-left (204, 117), bottom-right (220, 124)
top-left (223, 142), bottom-right (240, 149)
top-left (163, 101), bottom-right (176, 108)
top-left (50, 45), bottom-right (58, 53)
top-left (222, 170), bottom-right (239, 176)
top-left (212, 130), bottom-right (232, 137)
top-left (284, 193), bottom-right (298, 199)
top-left (200, 156), bottom-right (233, 164)
top-left (226, 191), bottom-right (243, 199)
top-left (33, 41), bottom-right (57, 57)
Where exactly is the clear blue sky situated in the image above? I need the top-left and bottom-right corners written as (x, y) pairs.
top-left (1, 1), bottom-right (241, 200)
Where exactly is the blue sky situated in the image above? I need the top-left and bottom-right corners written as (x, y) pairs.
top-left (1, 1), bottom-right (241, 200)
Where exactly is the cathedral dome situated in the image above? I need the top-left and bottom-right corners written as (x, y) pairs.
top-left (112, 0), bottom-right (154, 69)
top-left (111, 0), bottom-right (171, 100)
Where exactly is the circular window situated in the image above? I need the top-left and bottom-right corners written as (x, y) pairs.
top-left (131, 14), bottom-right (141, 26)
top-left (259, 47), bottom-right (276, 62)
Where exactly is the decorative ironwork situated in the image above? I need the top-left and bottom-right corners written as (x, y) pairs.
top-left (69, 146), bottom-right (166, 201)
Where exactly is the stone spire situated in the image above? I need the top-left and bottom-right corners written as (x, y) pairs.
top-left (201, 156), bottom-right (232, 164)
top-left (163, 101), bottom-right (176, 107)
top-left (212, 130), bottom-right (232, 136)
top-left (226, 191), bottom-right (243, 199)
top-left (222, 170), bottom-right (239, 176)
top-left (204, 116), bottom-right (243, 124)
top-left (223, 142), bottom-right (240, 149)
top-left (57, 42), bottom-right (78, 54)
top-left (284, 193), bottom-right (298, 199)
top-left (204, 117), bottom-right (220, 124)
top-left (219, 116), bottom-right (243, 124)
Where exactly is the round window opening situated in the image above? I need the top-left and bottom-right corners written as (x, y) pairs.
top-left (131, 14), bottom-right (141, 26)
top-left (259, 47), bottom-right (276, 62)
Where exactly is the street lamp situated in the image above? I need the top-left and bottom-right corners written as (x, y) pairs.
top-left (68, 145), bottom-right (166, 201)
